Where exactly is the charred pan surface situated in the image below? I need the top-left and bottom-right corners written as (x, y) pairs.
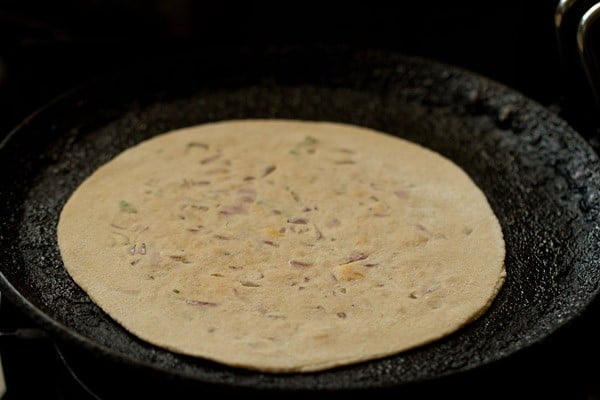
top-left (0, 46), bottom-right (599, 392)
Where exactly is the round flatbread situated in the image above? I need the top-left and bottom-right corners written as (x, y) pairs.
top-left (57, 119), bottom-right (506, 373)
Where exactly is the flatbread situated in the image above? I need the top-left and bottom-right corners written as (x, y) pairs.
top-left (57, 119), bottom-right (506, 372)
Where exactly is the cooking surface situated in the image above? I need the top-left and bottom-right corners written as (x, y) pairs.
top-left (1, 1), bottom-right (599, 399)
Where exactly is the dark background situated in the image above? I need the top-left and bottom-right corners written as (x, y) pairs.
top-left (1, 0), bottom-right (597, 138)
top-left (0, 1), bottom-right (599, 399)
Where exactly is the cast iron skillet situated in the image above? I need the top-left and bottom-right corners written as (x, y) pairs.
top-left (0, 46), bottom-right (599, 396)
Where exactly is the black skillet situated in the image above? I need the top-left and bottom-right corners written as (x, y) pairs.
top-left (1, 45), bottom-right (599, 397)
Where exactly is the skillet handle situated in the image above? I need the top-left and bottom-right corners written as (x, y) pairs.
top-left (555, 0), bottom-right (600, 115)
top-left (0, 328), bottom-right (48, 340)
top-left (577, 2), bottom-right (600, 111)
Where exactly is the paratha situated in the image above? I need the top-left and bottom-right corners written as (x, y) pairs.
top-left (57, 119), bottom-right (506, 372)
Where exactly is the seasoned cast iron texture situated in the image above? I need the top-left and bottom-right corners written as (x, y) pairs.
top-left (0, 47), bottom-right (599, 392)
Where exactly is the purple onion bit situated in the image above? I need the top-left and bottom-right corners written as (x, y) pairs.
top-left (345, 252), bottom-right (368, 264)
top-left (363, 263), bottom-right (379, 267)
top-left (289, 260), bottom-right (313, 268)
top-left (219, 205), bottom-right (247, 216)
top-left (238, 187), bottom-right (257, 203)
top-left (287, 217), bottom-right (308, 224)
top-left (394, 190), bottom-right (409, 198)
top-left (186, 300), bottom-right (218, 307)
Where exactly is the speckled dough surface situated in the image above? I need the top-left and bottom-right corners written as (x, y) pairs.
top-left (57, 119), bottom-right (505, 372)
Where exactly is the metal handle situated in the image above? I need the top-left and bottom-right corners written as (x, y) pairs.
top-left (555, 0), bottom-right (581, 66)
top-left (555, 0), bottom-right (600, 113)
top-left (0, 328), bottom-right (48, 340)
top-left (577, 2), bottom-right (600, 110)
